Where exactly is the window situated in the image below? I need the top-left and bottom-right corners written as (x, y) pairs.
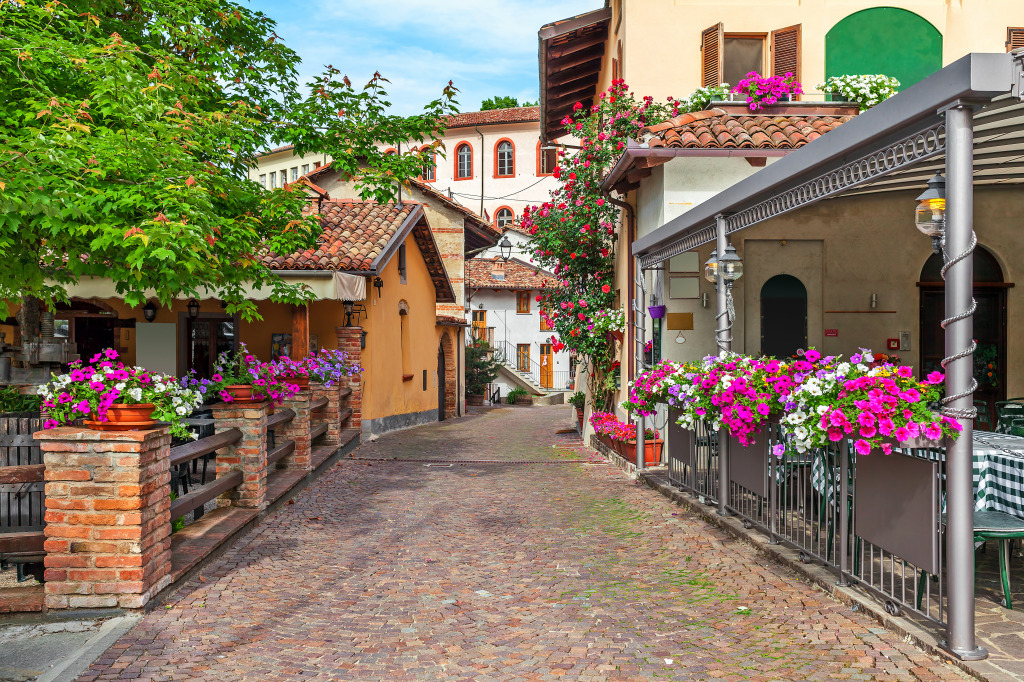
top-left (455, 143), bottom-right (473, 179)
top-left (495, 139), bottom-right (514, 177)
top-left (301, 164), bottom-right (309, 175)
top-left (538, 143), bottom-right (557, 176)
top-left (472, 310), bottom-right (487, 327)
top-left (701, 23), bottom-right (801, 88)
top-left (269, 171), bottom-right (277, 188)
top-left (540, 304), bottom-right (553, 331)
top-left (495, 207), bottom-right (514, 229)
top-left (290, 166), bottom-right (299, 181)
top-left (421, 147), bottom-right (435, 182)
top-left (314, 161), bottom-right (322, 168)
top-left (398, 244), bottom-right (407, 284)
top-left (1009, 28), bottom-right (1024, 51)
top-left (258, 174), bottom-right (267, 187)
top-left (669, 251), bottom-right (700, 299)
top-left (517, 344), bottom-right (530, 372)
top-left (516, 291), bottom-right (531, 314)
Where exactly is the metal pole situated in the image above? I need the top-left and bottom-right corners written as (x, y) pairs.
top-left (635, 268), bottom-right (646, 472)
top-left (941, 104), bottom-right (986, 660)
top-left (715, 214), bottom-right (731, 516)
top-left (838, 438), bottom-right (850, 586)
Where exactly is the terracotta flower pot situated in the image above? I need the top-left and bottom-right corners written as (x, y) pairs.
top-left (85, 403), bottom-right (157, 431)
top-left (290, 377), bottom-right (310, 390)
top-left (622, 439), bottom-right (663, 466)
top-left (223, 385), bottom-right (265, 403)
top-left (575, 408), bottom-right (584, 431)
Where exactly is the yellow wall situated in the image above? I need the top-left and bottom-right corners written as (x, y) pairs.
top-left (599, 0), bottom-right (1024, 101)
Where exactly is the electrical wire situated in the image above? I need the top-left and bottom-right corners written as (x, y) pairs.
top-left (443, 175), bottom-right (553, 201)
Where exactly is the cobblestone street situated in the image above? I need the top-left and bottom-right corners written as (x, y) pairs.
top-left (79, 406), bottom-right (970, 681)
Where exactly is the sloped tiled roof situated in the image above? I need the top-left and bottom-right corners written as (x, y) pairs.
top-left (436, 315), bottom-right (469, 327)
top-left (264, 201), bottom-right (414, 271)
top-left (467, 257), bottom-right (553, 291)
top-left (502, 222), bottom-right (532, 237)
top-left (645, 109), bottom-right (854, 149)
top-left (263, 200), bottom-right (455, 303)
top-left (445, 107), bottom-right (540, 129)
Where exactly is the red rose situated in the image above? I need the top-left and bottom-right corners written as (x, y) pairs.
top-left (602, 284), bottom-right (611, 293)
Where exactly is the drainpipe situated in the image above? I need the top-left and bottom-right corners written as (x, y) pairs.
top-left (606, 196), bottom-right (635, 388)
top-left (397, 141), bottom-right (402, 204)
top-left (474, 125), bottom-right (485, 217)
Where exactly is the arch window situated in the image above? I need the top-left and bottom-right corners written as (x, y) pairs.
top-left (455, 143), bottom-right (473, 180)
top-left (495, 207), bottom-right (515, 229)
top-left (420, 147), bottom-right (436, 182)
top-left (495, 139), bottom-right (515, 177)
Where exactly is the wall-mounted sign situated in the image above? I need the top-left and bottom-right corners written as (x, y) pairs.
top-left (825, 329), bottom-right (839, 337)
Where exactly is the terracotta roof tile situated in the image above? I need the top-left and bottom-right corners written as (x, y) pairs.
top-left (437, 315), bottom-right (469, 327)
top-left (467, 257), bottom-right (554, 291)
top-left (263, 201), bottom-right (414, 272)
top-left (646, 108), bottom-right (854, 150)
top-left (445, 107), bottom-right (539, 129)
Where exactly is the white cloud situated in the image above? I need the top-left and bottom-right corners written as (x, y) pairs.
top-left (249, 0), bottom-right (600, 113)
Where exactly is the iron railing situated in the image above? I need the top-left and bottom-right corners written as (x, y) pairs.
top-left (666, 416), bottom-right (948, 626)
top-left (493, 340), bottom-right (570, 391)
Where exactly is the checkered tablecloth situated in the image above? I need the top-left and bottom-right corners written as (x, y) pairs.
top-left (806, 431), bottom-right (1024, 520)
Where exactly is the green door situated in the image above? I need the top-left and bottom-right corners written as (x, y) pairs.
top-left (825, 8), bottom-right (942, 90)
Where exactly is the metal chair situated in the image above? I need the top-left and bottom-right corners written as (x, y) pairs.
top-left (1010, 418), bottom-right (1024, 438)
top-left (974, 399), bottom-right (992, 431)
top-left (995, 401), bottom-right (1024, 433)
top-left (971, 510), bottom-right (1024, 609)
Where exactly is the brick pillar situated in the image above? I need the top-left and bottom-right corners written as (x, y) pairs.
top-left (209, 402), bottom-right (269, 509)
top-left (35, 427), bottom-right (172, 610)
top-left (336, 326), bottom-right (363, 434)
top-left (277, 392), bottom-right (312, 470)
top-left (310, 384), bottom-right (340, 448)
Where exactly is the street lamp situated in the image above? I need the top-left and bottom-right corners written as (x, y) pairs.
top-left (719, 243), bottom-right (744, 282)
top-left (703, 250), bottom-right (718, 283)
top-left (498, 236), bottom-right (513, 262)
top-left (915, 173), bottom-right (946, 255)
top-left (186, 298), bottom-right (200, 319)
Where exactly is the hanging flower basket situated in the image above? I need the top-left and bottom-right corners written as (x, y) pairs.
top-left (647, 305), bottom-right (667, 319)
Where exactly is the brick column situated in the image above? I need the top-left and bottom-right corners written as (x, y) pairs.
top-left (35, 427), bottom-right (172, 610)
top-left (336, 326), bottom-right (363, 434)
top-left (209, 402), bottom-right (269, 509)
top-left (310, 384), bottom-right (340, 448)
top-left (277, 392), bottom-right (312, 470)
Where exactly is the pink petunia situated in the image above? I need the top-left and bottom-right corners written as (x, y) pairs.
top-left (854, 439), bottom-right (872, 455)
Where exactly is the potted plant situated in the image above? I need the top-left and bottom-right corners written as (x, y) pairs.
top-left (624, 428), bottom-right (664, 466)
top-left (568, 391), bottom-right (585, 429)
top-left (816, 75), bottom-right (900, 111)
top-left (506, 387), bottom-right (530, 406)
top-left (41, 349), bottom-right (203, 440)
top-left (591, 307), bottom-right (625, 343)
top-left (466, 339), bottom-right (500, 406)
top-left (732, 71), bottom-right (803, 112)
top-left (274, 349), bottom-right (363, 389)
top-left (204, 343), bottom-right (300, 405)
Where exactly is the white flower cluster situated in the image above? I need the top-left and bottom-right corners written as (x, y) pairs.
top-left (590, 306), bottom-right (626, 334)
top-left (817, 74), bottom-right (900, 110)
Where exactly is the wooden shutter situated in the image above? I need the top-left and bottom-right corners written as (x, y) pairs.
top-left (1008, 28), bottom-right (1024, 52)
top-left (771, 24), bottom-right (801, 81)
top-left (701, 23), bottom-right (724, 87)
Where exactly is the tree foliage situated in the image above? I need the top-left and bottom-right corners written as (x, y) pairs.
top-left (0, 0), bottom-right (457, 319)
top-left (480, 95), bottom-right (537, 111)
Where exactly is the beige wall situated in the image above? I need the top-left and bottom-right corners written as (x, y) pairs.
top-left (656, 186), bottom-right (1024, 396)
top-left (600, 0), bottom-right (1024, 102)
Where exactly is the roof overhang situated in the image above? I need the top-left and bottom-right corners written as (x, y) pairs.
top-left (632, 52), bottom-right (1023, 267)
top-left (601, 141), bottom-right (793, 194)
top-left (539, 7), bottom-right (611, 142)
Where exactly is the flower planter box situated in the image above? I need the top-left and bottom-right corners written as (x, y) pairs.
top-left (467, 394), bottom-right (484, 406)
top-left (515, 396), bottom-right (532, 406)
top-left (620, 438), bottom-right (664, 466)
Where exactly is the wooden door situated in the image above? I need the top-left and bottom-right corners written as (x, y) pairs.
top-left (437, 344), bottom-right (446, 421)
top-left (540, 344), bottom-right (553, 388)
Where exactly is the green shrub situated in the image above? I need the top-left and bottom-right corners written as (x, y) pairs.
top-left (568, 391), bottom-right (586, 409)
top-left (506, 387), bottom-right (528, 404)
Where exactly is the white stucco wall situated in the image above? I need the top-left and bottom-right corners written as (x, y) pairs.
top-left (468, 288), bottom-right (572, 395)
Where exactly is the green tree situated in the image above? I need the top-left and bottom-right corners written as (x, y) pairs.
top-left (480, 95), bottom-right (537, 111)
top-left (465, 340), bottom-right (501, 396)
top-left (0, 0), bottom-right (457, 320)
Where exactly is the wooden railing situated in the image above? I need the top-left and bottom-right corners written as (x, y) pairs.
top-left (168, 428), bottom-right (242, 520)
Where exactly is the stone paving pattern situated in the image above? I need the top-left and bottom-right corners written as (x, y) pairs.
top-left (78, 406), bottom-right (971, 681)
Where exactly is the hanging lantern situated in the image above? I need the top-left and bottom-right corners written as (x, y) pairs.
top-left (915, 173), bottom-right (946, 254)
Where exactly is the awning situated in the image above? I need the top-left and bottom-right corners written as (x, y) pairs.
top-left (59, 272), bottom-right (361, 303)
top-left (632, 52), bottom-right (1024, 267)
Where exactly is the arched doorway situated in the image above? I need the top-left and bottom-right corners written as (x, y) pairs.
top-left (760, 274), bottom-right (807, 359)
top-left (919, 246), bottom-right (1008, 424)
top-left (438, 331), bottom-right (456, 420)
top-left (825, 8), bottom-right (941, 91)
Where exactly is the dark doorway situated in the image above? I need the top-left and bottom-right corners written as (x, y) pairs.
top-left (437, 343), bottom-right (446, 421)
top-left (919, 246), bottom-right (1008, 425)
top-left (185, 316), bottom-right (235, 379)
top-left (760, 274), bottom-right (808, 359)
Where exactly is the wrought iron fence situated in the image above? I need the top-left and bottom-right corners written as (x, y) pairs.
top-left (667, 416), bottom-right (948, 626)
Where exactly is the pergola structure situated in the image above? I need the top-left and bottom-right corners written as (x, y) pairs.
top-left (630, 50), bottom-right (1024, 660)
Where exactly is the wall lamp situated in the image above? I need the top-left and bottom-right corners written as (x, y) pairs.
top-left (142, 301), bottom-right (158, 322)
top-left (373, 276), bottom-right (384, 298)
top-left (186, 298), bottom-right (200, 319)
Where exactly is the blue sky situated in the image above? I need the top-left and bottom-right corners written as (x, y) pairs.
top-left (245, 0), bottom-right (600, 115)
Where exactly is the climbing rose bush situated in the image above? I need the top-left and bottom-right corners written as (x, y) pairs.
top-left (523, 80), bottom-right (671, 405)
